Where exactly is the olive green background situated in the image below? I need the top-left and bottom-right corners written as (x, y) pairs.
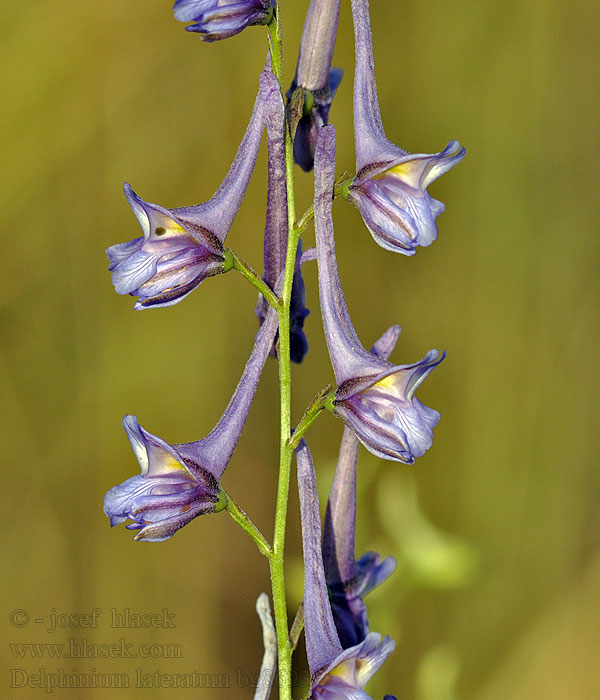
top-left (2, 1), bottom-right (599, 698)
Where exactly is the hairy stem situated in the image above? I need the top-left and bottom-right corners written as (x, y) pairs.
top-left (225, 248), bottom-right (281, 309)
top-left (222, 490), bottom-right (272, 557)
top-left (267, 7), bottom-right (299, 700)
top-left (294, 180), bottom-right (347, 237)
top-left (294, 205), bottom-right (315, 236)
top-left (289, 385), bottom-right (335, 451)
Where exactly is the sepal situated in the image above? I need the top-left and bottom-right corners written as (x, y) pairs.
top-left (314, 125), bottom-right (444, 464)
top-left (350, 0), bottom-right (464, 253)
top-left (107, 80), bottom-right (264, 308)
top-left (174, 0), bottom-right (275, 41)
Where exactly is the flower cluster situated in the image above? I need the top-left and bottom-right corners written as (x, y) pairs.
top-left (104, 0), bottom-right (464, 698)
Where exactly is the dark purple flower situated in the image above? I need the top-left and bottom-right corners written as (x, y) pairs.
top-left (173, 0), bottom-right (274, 41)
top-left (287, 0), bottom-right (342, 171)
top-left (256, 70), bottom-right (310, 362)
top-left (315, 125), bottom-right (444, 464)
top-left (347, 0), bottom-right (465, 253)
top-left (296, 440), bottom-right (395, 699)
top-left (106, 82), bottom-right (265, 309)
top-left (104, 307), bottom-right (278, 541)
top-left (323, 327), bottom-right (400, 648)
top-left (288, 240), bottom-right (310, 363)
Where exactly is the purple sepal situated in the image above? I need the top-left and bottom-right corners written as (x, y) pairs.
top-left (103, 415), bottom-right (221, 542)
top-left (347, 141), bottom-right (465, 254)
top-left (370, 325), bottom-right (402, 362)
top-left (350, 0), bottom-right (464, 253)
top-left (260, 70), bottom-right (288, 297)
top-left (311, 633), bottom-right (396, 700)
top-left (107, 83), bottom-right (264, 309)
top-left (174, 0), bottom-right (275, 41)
top-left (255, 242), bottom-right (310, 364)
top-left (105, 307), bottom-right (278, 541)
top-left (287, 0), bottom-right (342, 171)
top-left (176, 304), bottom-right (279, 480)
top-left (296, 440), bottom-right (341, 677)
top-left (314, 125), bottom-right (444, 464)
top-left (107, 184), bottom-right (225, 309)
top-left (295, 0), bottom-right (341, 92)
top-left (257, 70), bottom-right (310, 362)
top-left (328, 552), bottom-right (397, 649)
top-left (333, 351), bottom-right (445, 464)
top-left (323, 327), bottom-right (400, 648)
top-left (289, 68), bottom-right (343, 172)
top-left (296, 440), bottom-right (395, 699)
top-left (289, 240), bottom-right (310, 363)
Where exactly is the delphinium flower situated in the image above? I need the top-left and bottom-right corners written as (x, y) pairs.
top-left (322, 326), bottom-right (401, 649)
top-left (315, 125), bottom-right (444, 463)
top-left (256, 70), bottom-right (310, 363)
top-left (173, 0), bottom-right (275, 42)
top-left (345, 0), bottom-right (465, 254)
top-left (296, 439), bottom-right (396, 699)
top-left (287, 0), bottom-right (342, 171)
top-left (103, 307), bottom-right (278, 541)
top-left (106, 79), bottom-right (265, 309)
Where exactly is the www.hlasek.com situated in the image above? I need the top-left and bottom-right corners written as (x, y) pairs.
top-left (9, 638), bottom-right (182, 660)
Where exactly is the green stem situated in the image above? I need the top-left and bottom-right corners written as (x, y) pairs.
top-left (223, 491), bottom-right (272, 557)
top-left (224, 249), bottom-right (281, 310)
top-left (266, 7), bottom-right (298, 700)
top-left (267, 10), bottom-right (283, 84)
top-left (288, 385), bottom-right (334, 451)
top-left (293, 205), bottom-right (314, 236)
top-left (334, 178), bottom-right (354, 201)
top-left (294, 179), bottom-right (348, 237)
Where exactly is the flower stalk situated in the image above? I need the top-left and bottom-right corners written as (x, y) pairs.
top-left (224, 248), bottom-right (281, 309)
top-left (293, 205), bottom-right (315, 236)
top-left (288, 385), bottom-right (335, 451)
top-left (223, 490), bottom-right (273, 557)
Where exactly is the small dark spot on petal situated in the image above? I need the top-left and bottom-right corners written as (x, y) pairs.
top-left (155, 227), bottom-right (166, 236)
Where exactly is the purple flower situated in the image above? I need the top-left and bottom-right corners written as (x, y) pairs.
top-left (347, 0), bottom-right (465, 254)
top-left (104, 307), bottom-right (278, 541)
top-left (106, 82), bottom-right (265, 309)
top-left (323, 327), bottom-right (400, 648)
top-left (256, 70), bottom-right (310, 362)
top-left (288, 240), bottom-right (310, 363)
top-left (314, 125), bottom-right (444, 464)
top-left (287, 0), bottom-right (342, 171)
top-left (103, 416), bottom-right (223, 542)
top-left (296, 440), bottom-right (395, 699)
top-left (173, 0), bottom-right (274, 41)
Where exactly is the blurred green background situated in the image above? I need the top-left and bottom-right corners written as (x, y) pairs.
top-left (2, 0), bottom-right (599, 698)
